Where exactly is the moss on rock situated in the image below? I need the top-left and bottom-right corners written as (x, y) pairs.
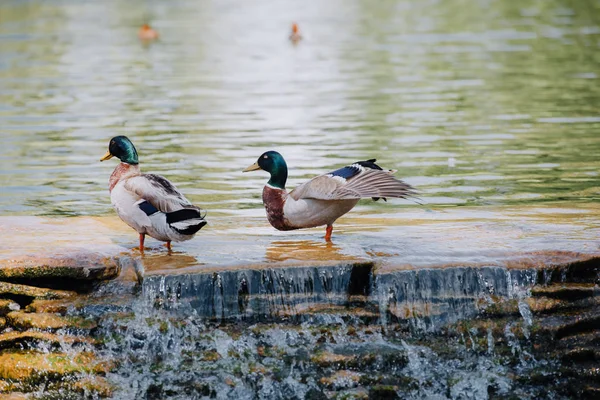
top-left (73, 376), bottom-right (114, 398)
top-left (5, 312), bottom-right (96, 331)
top-left (0, 282), bottom-right (75, 301)
top-left (0, 254), bottom-right (119, 282)
top-left (0, 351), bottom-right (113, 381)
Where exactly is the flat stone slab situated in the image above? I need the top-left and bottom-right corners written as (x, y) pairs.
top-left (0, 351), bottom-right (112, 381)
top-left (0, 206), bottom-right (599, 280)
top-left (0, 331), bottom-right (93, 350)
top-left (0, 282), bottom-right (75, 300)
top-left (532, 283), bottom-right (600, 300)
top-left (0, 217), bottom-right (121, 281)
top-left (5, 312), bottom-right (97, 331)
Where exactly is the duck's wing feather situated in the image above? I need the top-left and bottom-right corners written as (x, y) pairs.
top-left (124, 174), bottom-right (193, 213)
top-left (289, 159), bottom-right (416, 201)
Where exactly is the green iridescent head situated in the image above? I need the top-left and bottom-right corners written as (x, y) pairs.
top-left (243, 150), bottom-right (288, 189)
top-left (100, 136), bottom-right (139, 165)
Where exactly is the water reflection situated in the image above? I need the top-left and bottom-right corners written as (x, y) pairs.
top-left (265, 240), bottom-right (361, 263)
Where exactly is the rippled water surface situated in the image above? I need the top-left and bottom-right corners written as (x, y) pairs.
top-left (1, 0), bottom-right (599, 239)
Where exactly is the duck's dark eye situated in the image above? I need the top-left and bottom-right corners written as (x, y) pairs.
top-left (263, 155), bottom-right (268, 159)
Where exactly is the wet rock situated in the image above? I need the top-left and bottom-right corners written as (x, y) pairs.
top-left (582, 386), bottom-right (600, 400)
top-left (5, 312), bottom-right (97, 331)
top-left (0, 254), bottom-right (120, 282)
top-left (0, 217), bottom-right (126, 283)
top-left (561, 348), bottom-right (599, 364)
top-left (526, 296), bottom-right (565, 314)
top-left (555, 311), bottom-right (600, 340)
top-left (311, 352), bottom-right (356, 368)
top-left (0, 393), bottom-right (28, 400)
top-left (369, 385), bottom-right (400, 399)
top-left (25, 299), bottom-right (70, 314)
top-left (73, 376), bottom-right (114, 398)
top-left (0, 301), bottom-right (19, 317)
top-left (531, 283), bottom-right (600, 301)
top-left (0, 331), bottom-right (93, 350)
top-left (481, 298), bottom-right (520, 317)
top-left (0, 282), bottom-right (75, 302)
top-left (25, 296), bottom-right (124, 316)
top-left (0, 351), bottom-right (113, 381)
top-left (305, 387), bottom-right (328, 400)
top-left (0, 380), bottom-right (15, 393)
top-left (537, 255), bottom-right (600, 284)
top-left (320, 370), bottom-right (362, 390)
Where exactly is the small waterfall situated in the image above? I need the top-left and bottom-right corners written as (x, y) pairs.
top-left (75, 262), bottom-right (571, 399)
top-left (141, 263), bottom-right (371, 322)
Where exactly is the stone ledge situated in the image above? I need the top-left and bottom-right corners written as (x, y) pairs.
top-left (0, 282), bottom-right (75, 301)
top-left (0, 351), bottom-right (113, 381)
top-left (0, 331), bottom-right (93, 350)
top-left (5, 312), bottom-right (97, 331)
top-left (0, 254), bottom-right (119, 282)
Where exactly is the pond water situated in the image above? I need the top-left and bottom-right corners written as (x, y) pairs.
top-left (1, 0), bottom-right (599, 224)
top-left (1, 1), bottom-right (600, 399)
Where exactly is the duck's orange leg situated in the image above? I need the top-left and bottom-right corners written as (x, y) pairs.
top-left (165, 241), bottom-right (172, 253)
top-left (139, 233), bottom-right (145, 254)
top-left (325, 225), bottom-right (333, 242)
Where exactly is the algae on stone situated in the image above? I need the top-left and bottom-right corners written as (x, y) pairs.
top-left (5, 312), bottom-right (97, 331)
top-left (0, 351), bottom-right (113, 381)
top-left (0, 282), bottom-right (75, 301)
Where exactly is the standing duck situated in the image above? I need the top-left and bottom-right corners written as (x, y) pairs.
top-left (100, 136), bottom-right (206, 253)
top-left (243, 151), bottom-right (416, 241)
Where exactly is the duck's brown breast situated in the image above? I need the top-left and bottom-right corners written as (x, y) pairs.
top-left (262, 185), bottom-right (296, 231)
top-left (109, 163), bottom-right (141, 192)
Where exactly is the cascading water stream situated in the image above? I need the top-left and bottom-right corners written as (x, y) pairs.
top-left (73, 262), bottom-right (571, 399)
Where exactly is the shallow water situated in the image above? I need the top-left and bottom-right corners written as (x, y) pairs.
top-left (0, 0), bottom-right (598, 227)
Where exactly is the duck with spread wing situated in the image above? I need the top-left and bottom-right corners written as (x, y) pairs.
top-left (243, 151), bottom-right (416, 241)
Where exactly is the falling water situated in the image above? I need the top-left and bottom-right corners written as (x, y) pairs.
top-left (64, 262), bottom-right (572, 399)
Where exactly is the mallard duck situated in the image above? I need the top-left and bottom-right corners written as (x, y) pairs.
top-left (243, 151), bottom-right (416, 241)
top-left (100, 136), bottom-right (206, 253)
top-left (289, 23), bottom-right (302, 42)
top-left (138, 24), bottom-right (159, 40)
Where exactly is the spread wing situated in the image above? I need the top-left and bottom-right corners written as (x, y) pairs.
top-left (289, 159), bottom-right (416, 201)
top-left (124, 174), bottom-right (194, 213)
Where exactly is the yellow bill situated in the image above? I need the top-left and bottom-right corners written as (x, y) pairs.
top-left (100, 151), bottom-right (113, 161)
top-left (243, 162), bottom-right (261, 172)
